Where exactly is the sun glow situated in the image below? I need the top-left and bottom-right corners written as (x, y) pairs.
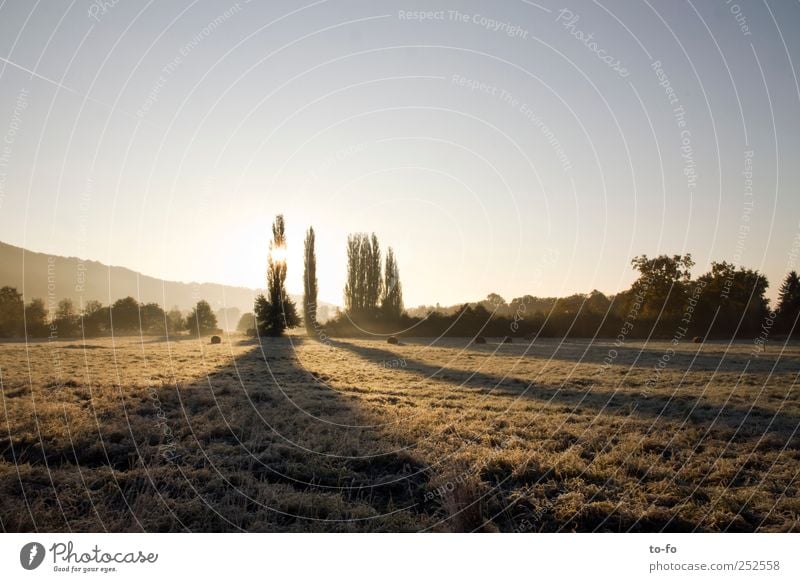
top-left (270, 246), bottom-right (287, 264)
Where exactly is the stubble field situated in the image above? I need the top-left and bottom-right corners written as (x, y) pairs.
top-left (1, 334), bottom-right (798, 532)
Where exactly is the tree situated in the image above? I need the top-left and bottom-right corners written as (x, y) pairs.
top-left (381, 246), bottom-right (404, 321)
top-left (364, 233), bottom-right (382, 315)
top-left (140, 302), bottom-right (166, 334)
top-left (629, 254), bottom-right (695, 335)
top-left (256, 214), bottom-right (300, 336)
top-left (0, 286), bottom-right (24, 337)
top-left (80, 299), bottom-right (106, 337)
top-left (110, 296), bottom-right (140, 333)
top-left (54, 298), bottom-right (79, 337)
top-left (344, 234), bottom-right (363, 314)
top-left (166, 307), bottom-right (185, 334)
top-left (695, 262), bottom-right (769, 338)
top-left (344, 232), bottom-right (382, 319)
top-left (187, 300), bottom-right (219, 336)
top-left (303, 226), bottom-right (318, 334)
top-left (236, 312), bottom-right (256, 333)
top-left (24, 298), bottom-right (48, 337)
top-left (775, 271), bottom-right (800, 336)
top-left (586, 290), bottom-right (611, 314)
top-left (484, 293), bottom-right (507, 310)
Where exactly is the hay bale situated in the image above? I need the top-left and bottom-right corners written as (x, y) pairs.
top-left (245, 328), bottom-right (256, 337)
top-left (387, 336), bottom-right (399, 345)
top-left (210, 335), bottom-right (222, 344)
top-left (473, 336), bottom-right (486, 344)
top-left (691, 336), bottom-right (703, 344)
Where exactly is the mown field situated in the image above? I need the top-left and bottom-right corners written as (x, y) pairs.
top-left (0, 334), bottom-right (798, 532)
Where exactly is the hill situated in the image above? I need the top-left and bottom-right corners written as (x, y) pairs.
top-left (0, 240), bottom-right (331, 316)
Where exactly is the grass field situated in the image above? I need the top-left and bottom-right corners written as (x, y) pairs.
top-left (1, 334), bottom-right (798, 532)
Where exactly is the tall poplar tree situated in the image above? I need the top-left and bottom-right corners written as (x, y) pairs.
top-left (255, 214), bottom-right (300, 336)
top-left (381, 246), bottom-right (403, 321)
top-left (303, 226), bottom-right (318, 334)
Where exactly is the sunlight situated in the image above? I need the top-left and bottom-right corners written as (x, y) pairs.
top-left (270, 246), bottom-right (287, 264)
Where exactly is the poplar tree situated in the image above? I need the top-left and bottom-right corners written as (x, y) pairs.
top-left (255, 214), bottom-right (300, 336)
top-left (381, 246), bottom-right (403, 321)
top-left (344, 233), bottom-right (383, 319)
top-left (303, 226), bottom-right (318, 334)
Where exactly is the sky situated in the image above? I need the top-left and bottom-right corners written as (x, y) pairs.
top-left (0, 0), bottom-right (799, 307)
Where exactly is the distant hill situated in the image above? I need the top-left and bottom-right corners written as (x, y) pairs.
top-left (0, 241), bottom-right (333, 316)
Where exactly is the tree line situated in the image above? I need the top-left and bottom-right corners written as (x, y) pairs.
top-left (326, 254), bottom-right (800, 341)
top-left (0, 289), bottom-right (243, 338)
top-left (5, 222), bottom-right (799, 343)
top-left (239, 217), bottom-right (800, 342)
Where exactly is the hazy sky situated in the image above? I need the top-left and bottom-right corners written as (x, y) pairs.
top-left (1, 0), bottom-right (799, 307)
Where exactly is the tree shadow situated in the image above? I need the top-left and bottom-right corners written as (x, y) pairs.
top-left (328, 339), bottom-right (800, 441)
top-left (419, 336), bottom-right (799, 374)
top-left (0, 337), bottom-right (434, 532)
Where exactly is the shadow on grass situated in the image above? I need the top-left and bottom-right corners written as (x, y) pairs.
top-left (0, 338), bottom-right (434, 532)
top-left (329, 339), bottom-right (800, 442)
top-left (422, 336), bottom-right (800, 374)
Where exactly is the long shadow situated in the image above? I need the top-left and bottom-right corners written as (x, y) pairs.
top-left (421, 337), bottom-right (800, 374)
top-left (329, 339), bottom-right (800, 441)
top-left (0, 336), bottom-right (433, 532)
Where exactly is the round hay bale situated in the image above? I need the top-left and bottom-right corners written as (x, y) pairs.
top-left (502, 336), bottom-right (513, 344)
top-left (691, 336), bottom-right (703, 344)
top-left (210, 335), bottom-right (222, 344)
top-left (245, 328), bottom-right (256, 337)
top-left (473, 336), bottom-right (486, 344)
top-left (387, 336), bottom-right (399, 345)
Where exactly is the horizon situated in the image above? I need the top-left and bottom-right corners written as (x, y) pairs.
top-left (1, 236), bottom-right (790, 309)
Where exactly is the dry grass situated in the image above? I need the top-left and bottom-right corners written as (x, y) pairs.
top-left (0, 334), bottom-right (798, 532)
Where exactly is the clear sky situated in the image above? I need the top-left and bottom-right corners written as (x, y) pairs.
top-left (1, 0), bottom-right (799, 307)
